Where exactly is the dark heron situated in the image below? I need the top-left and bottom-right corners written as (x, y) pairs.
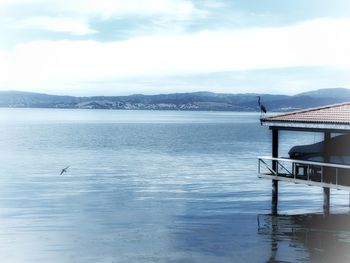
top-left (257, 96), bottom-right (267, 114)
top-left (257, 96), bottom-right (267, 125)
top-left (60, 166), bottom-right (70, 175)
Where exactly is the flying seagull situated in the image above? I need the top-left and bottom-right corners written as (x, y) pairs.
top-left (60, 166), bottom-right (70, 175)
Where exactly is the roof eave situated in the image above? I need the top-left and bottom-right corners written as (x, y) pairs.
top-left (261, 120), bottom-right (350, 131)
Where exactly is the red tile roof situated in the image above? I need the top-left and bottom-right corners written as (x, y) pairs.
top-left (261, 102), bottom-right (350, 126)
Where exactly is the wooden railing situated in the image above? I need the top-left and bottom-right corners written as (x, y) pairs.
top-left (258, 156), bottom-right (350, 190)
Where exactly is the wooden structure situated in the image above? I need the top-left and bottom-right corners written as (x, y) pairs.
top-left (259, 102), bottom-right (350, 214)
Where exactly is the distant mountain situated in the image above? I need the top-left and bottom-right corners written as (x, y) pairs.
top-left (0, 88), bottom-right (349, 112)
top-left (297, 88), bottom-right (350, 99)
top-left (0, 91), bottom-right (79, 108)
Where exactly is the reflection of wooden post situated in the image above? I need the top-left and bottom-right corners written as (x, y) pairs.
top-left (323, 188), bottom-right (330, 214)
top-left (323, 132), bottom-right (331, 214)
top-left (272, 129), bottom-right (279, 215)
top-left (269, 215), bottom-right (278, 262)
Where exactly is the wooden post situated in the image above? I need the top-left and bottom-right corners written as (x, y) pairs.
top-left (272, 129), bottom-right (279, 215)
top-left (323, 132), bottom-right (331, 214)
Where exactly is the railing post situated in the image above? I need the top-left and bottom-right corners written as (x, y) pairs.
top-left (272, 129), bottom-right (279, 215)
top-left (336, 168), bottom-right (338, 186)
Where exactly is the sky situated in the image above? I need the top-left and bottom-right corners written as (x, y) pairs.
top-left (0, 0), bottom-right (350, 96)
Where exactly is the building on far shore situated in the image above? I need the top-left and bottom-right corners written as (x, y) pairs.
top-left (258, 102), bottom-right (350, 214)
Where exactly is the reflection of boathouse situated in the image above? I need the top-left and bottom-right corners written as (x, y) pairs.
top-left (258, 103), bottom-right (350, 213)
top-left (258, 213), bottom-right (350, 262)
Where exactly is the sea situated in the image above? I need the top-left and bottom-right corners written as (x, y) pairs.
top-left (0, 108), bottom-right (349, 263)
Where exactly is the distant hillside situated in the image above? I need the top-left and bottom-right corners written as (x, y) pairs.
top-left (0, 88), bottom-right (349, 111)
top-left (297, 88), bottom-right (350, 98)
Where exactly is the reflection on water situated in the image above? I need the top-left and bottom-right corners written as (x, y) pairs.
top-left (172, 212), bottom-right (342, 263)
top-left (172, 213), bottom-right (272, 262)
top-left (172, 212), bottom-right (350, 262)
top-left (258, 213), bottom-right (350, 263)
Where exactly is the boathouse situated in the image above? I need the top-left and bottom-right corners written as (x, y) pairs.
top-left (258, 102), bottom-right (350, 214)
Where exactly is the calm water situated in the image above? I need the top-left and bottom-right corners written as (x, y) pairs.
top-left (0, 108), bottom-right (349, 262)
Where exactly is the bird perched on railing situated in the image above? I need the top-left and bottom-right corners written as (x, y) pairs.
top-left (257, 96), bottom-right (267, 125)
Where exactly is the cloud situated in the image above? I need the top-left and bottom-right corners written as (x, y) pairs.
top-left (0, 0), bottom-right (201, 20)
top-left (15, 16), bottom-right (97, 35)
top-left (79, 0), bottom-right (198, 19)
top-left (1, 0), bottom-right (204, 39)
top-left (0, 17), bottom-right (349, 93)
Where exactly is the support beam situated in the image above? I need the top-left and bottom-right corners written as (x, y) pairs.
top-left (323, 132), bottom-right (331, 214)
top-left (323, 132), bottom-right (331, 164)
top-left (272, 129), bottom-right (279, 215)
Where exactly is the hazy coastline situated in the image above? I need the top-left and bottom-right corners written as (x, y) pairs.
top-left (0, 87), bottom-right (349, 112)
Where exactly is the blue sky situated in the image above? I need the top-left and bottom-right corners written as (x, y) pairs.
top-left (0, 0), bottom-right (349, 95)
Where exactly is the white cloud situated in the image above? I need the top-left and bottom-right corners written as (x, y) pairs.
top-left (0, 17), bottom-right (349, 93)
top-left (0, 0), bottom-right (200, 20)
top-left (79, 0), bottom-right (198, 19)
top-left (0, 0), bottom-right (38, 4)
top-left (15, 16), bottom-right (96, 35)
top-left (0, 0), bottom-right (205, 42)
